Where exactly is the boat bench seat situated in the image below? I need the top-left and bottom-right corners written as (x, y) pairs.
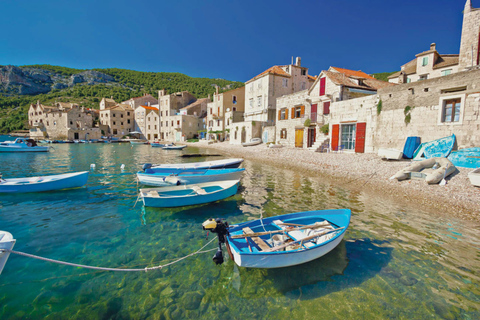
top-left (273, 220), bottom-right (335, 248)
top-left (242, 227), bottom-right (270, 251)
top-left (192, 186), bottom-right (207, 195)
top-left (147, 190), bottom-right (159, 197)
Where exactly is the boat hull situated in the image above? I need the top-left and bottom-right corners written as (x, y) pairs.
top-left (448, 148), bottom-right (480, 169)
top-left (162, 145), bottom-right (186, 150)
top-left (0, 146), bottom-right (49, 152)
top-left (226, 209), bottom-right (351, 268)
top-left (137, 168), bottom-right (245, 186)
top-left (0, 171), bottom-right (89, 193)
top-left (378, 148), bottom-right (403, 160)
top-left (147, 158), bottom-right (244, 171)
top-left (468, 168), bottom-right (480, 187)
top-left (413, 134), bottom-right (455, 160)
top-left (141, 180), bottom-right (239, 208)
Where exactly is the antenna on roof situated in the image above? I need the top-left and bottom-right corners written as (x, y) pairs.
top-left (291, 56), bottom-right (294, 65)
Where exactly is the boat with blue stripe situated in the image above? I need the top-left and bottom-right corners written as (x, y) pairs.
top-left (0, 171), bottom-right (89, 193)
top-left (137, 168), bottom-right (245, 186)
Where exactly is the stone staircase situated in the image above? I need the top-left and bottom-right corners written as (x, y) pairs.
top-left (308, 136), bottom-right (330, 152)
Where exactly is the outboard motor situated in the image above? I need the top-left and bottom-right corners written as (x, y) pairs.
top-left (142, 163), bottom-right (152, 171)
top-left (202, 218), bottom-right (229, 265)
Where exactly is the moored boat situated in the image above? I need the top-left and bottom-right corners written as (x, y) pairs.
top-left (142, 158), bottom-right (244, 172)
top-left (447, 148), bottom-right (480, 169)
top-left (0, 138), bottom-right (49, 152)
top-left (0, 171), bottom-right (89, 193)
top-left (130, 140), bottom-right (148, 145)
top-left (242, 138), bottom-right (262, 147)
top-left (378, 148), bottom-right (403, 160)
top-left (151, 143), bottom-right (165, 148)
top-left (468, 168), bottom-right (480, 187)
top-left (140, 180), bottom-right (240, 208)
top-left (413, 134), bottom-right (455, 160)
top-left (202, 209), bottom-right (351, 268)
top-left (392, 157), bottom-right (456, 184)
top-left (162, 144), bottom-right (186, 150)
top-left (137, 168), bottom-right (245, 186)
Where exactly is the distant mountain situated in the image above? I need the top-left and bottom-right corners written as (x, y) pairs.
top-left (0, 64), bottom-right (244, 133)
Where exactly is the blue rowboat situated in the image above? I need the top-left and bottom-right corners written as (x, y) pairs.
top-left (447, 148), bottom-right (480, 169)
top-left (202, 209), bottom-right (351, 268)
top-left (142, 158), bottom-right (244, 172)
top-left (0, 138), bottom-right (49, 152)
top-left (413, 134), bottom-right (455, 160)
top-left (137, 168), bottom-right (245, 186)
top-left (151, 143), bottom-right (165, 148)
top-left (0, 171), bottom-right (89, 193)
top-left (139, 180), bottom-right (239, 208)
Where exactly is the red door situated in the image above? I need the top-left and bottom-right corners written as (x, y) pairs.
top-left (355, 122), bottom-right (366, 153)
top-left (331, 124), bottom-right (339, 151)
top-left (311, 104), bottom-right (317, 123)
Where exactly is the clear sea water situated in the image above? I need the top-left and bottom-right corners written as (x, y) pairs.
top-left (0, 135), bottom-right (479, 319)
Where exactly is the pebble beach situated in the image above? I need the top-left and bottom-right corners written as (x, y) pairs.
top-left (188, 141), bottom-right (480, 222)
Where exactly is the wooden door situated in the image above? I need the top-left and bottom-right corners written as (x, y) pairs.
top-left (331, 124), bottom-right (339, 151)
top-left (307, 128), bottom-right (316, 147)
top-left (355, 122), bottom-right (366, 153)
top-left (295, 129), bottom-right (304, 148)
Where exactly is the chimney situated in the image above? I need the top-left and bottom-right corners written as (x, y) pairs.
top-left (430, 43), bottom-right (436, 51)
top-left (465, 0), bottom-right (472, 14)
top-left (291, 56), bottom-right (294, 65)
top-left (216, 86), bottom-right (219, 95)
top-left (296, 57), bottom-right (301, 67)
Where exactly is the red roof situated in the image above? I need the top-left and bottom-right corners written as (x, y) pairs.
top-left (248, 65), bottom-right (290, 82)
top-left (330, 67), bottom-right (375, 79)
top-left (141, 105), bottom-right (158, 111)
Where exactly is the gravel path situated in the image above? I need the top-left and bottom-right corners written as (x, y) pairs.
top-left (186, 141), bottom-right (480, 222)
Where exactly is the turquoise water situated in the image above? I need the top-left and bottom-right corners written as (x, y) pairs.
top-left (1, 135), bottom-right (479, 319)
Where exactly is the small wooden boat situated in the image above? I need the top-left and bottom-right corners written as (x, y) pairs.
top-left (140, 180), bottom-right (240, 208)
top-left (130, 140), bottom-right (148, 145)
top-left (162, 144), bottom-right (186, 150)
top-left (202, 209), bottom-right (351, 268)
top-left (137, 168), bottom-right (245, 186)
top-left (378, 148), bottom-right (403, 160)
top-left (0, 138), bottom-right (49, 152)
top-left (151, 143), bottom-right (165, 148)
top-left (242, 138), bottom-right (262, 147)
top-left (468, 168), bottom-right (480, 187)
top-left (143, 158), bottom-right (244, 172)
top-left (0, 171), bottom-right (89, 193)
top-left (413, 134), bottom-right (455, 160)
top-left (392, 157), bottom-right (456, 184)
top-left (268, 143), bottom-right (283, 148)
top-left (448, 148), bottom-right (480, 169)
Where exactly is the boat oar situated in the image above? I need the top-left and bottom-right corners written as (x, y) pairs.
top-left (439, 163), bottom-right (449, 186)
top-left (263, 227), bottom-right (344, 252)
top-left (230, 222), bottom-right (332, 239)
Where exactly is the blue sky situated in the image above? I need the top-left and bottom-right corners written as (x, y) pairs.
top-left (0, 0), bottom-right (470, 82)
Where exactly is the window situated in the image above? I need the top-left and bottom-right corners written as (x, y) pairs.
top-left (127, 119), bottom-right (130, 124)
top-left (323, 102), bottom-right (330, 115)
top-left (257, 96), bottom-right (262, 107)
top-left (127, 112), bottom-right (130, 116)
top-left (280, 128), bottom-right (287, 139)
top-left (418, 74), bottom-right (428, 81)
top-left (422, 57), bottom-right (428, 66)
top-left (155, 125), bottom-right (157, 130)
top-left (148, 125), bottom-right (150, 129)
top-left (155, 117), bottom-right (157, 121)
top-left (282, 79), bottom-right (288, 88)
top-left (295, 106), bottom-right (302, 118)
top-left (121, 114), bottom-right (124, 118)
top-left (171, 121), bottom-right (173, 126)
top-left (166, 111), bottom-right (168, 116)
top-left (113, 121), bottom-right (116, 125)
top-left (319, 77), bottom-right (326, 96)
top-left (113, 113), bottom-right (116, 117)
top-left (210, 108), bottom-right (212, 115)
top-left (341, 124), bottom-right (356, 150)
top-left (406, 77), bottom-right (411, 83)
top-left (249, 99), bottom-right (253, 108)
top-left (166, 122), bottom-right (168, 127)
top-left (121, 122), bottom-right (123, 125)
top-left (177, 120), bottom-right (180, 125)
top-left (113, 129), bottom-right (117, 134)
top-left (148, 117), bottom-right (151, 121)
top-left (442, 98), bottom-right (461, 123)
top-left (441, 69), bottom-right (452, 76)
top-left (70, 121), bottom-right (73, 125)
top-left (280, 109), bottom-right (286, 120)
top-left (301, 69), bottom-right (306, 76)
top-left (232, 96), bottom-right (237, 104)
top-left (217, 120), bottom-right (220, 126)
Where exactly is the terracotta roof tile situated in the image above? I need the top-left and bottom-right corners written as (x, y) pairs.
top-left (308, 75), bottom-right (317, 81)
top-left (329, 67), bottom-right (375, 79)
top-left (141, 105), bottom-right (159, 111)
top-left (325, 71), bottom-right (395, 91)
top-left (247, 65), bottom-right (290, 82)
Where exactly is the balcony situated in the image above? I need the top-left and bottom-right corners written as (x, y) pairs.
top-left (212, 114), bottom-right (220, 119)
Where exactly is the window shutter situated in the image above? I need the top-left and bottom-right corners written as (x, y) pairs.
top-left (323, 101), bottom-right (330, 115)
top-left (355, 122), bottom-right (366, 153)
top-left (300, 105), bottom-right (305, 116)
top-left (331, 124), bottom-right (339, 151)
top-left (285, 109), bottom-right (288, 120)
top-left (291, 108), bottom-right (295, 119)
top-left (319, 77), bottom-right (326, 96)
top-left (278, 110), bottom-right (281, 121)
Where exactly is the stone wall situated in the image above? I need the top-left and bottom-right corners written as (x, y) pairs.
top-left (459, 3), bottom-right (480, 70)
top-left (229, 121), bottom-right (263, 145)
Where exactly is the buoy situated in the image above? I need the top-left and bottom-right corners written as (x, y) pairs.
top-left (90, 164), bottom-right (96, 170)
top-left (120, 164), bottom-right (125, 170)
top-left (0, 231), bottom-right (16, 275)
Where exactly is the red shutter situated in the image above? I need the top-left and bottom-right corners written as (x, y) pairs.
top-left (355, 122), bottom-right (366, 153)
top-left (291, 108), bottom-right (295, 119)
top-left (331, 124), bottom-right (339, 151)
top-left (300, 105), bottom-right (305, 116)
top-left (323, 101), bottom-right (330, 115)
top-left (311, 104), bottom-right (317, 113)
top-left (319, 77), bottom-right (326, 96)
top-left (285, 109), bottom-right (288, 119)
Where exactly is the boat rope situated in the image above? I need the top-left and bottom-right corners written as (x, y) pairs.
top-left (0, 237), bottom-right (217, 273)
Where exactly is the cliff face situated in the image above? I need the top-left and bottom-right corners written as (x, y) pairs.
top-left (0, 65), bottom-right (115, 95)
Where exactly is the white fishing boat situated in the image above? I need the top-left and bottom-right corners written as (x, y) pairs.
top-left (202, 209), bottom-right (351, 268)
top-left (0, 231), bottom-right (15, 275)
top-left (142, 158), bottom-right (244, 172)
top-left (0, 138), bottom-right (49, 152)
top-left (378, 148), bottom-right (403, 160)
top-left (242, 138), bottom-right (262, 147)
top-left (137, 168), bottom-right (245, 186)
top-left (0, 171), bottom-right (89, 193)
top-left (162, 144), bottom-right (186, 150)
top-left (468, 168), bottom-right (480, 187)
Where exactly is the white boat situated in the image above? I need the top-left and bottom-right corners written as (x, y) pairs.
top-left (140, 180), bottom-right (240, 208)
top-left (142, 158), bottom-right (244, 172)
top-left (137, 168), bottom-right (245, 186)
top-left (468, 168), bottom-right (480, 187)
top-left (392, 157), bottom-right (456, 184)
top-left (0, 231), bottom-right (15, 275)
top-left (0, 138), bottom-right (49, 152)
top-left (242, 138), bottom-right (262, 147)
top-left (130, 140), bottom-right (148, 145)
top-left (268, 143), bottom-right (284, 148)
top-left (378, 148), bottom-right (403, 160)
top-left (162, 144), bottom-right (186, 150)
top-left (202, 209), bottom-right (351, 268)
top-left (0, 171), bottom-right (89, 193)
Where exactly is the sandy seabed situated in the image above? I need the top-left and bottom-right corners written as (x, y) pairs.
top-left (186, 141), bottom-right (480, 223)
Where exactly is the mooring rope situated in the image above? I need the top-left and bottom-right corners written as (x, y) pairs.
top-left (1, 237), bottom-right (217, 272)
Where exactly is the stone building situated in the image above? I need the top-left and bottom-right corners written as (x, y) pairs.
top-left (99, 103), bottom-right (135, 138)
top-left (459, 0), bottom-right (480, 70)
top-left (122, 94), bottom-right (158, 109)
top-left (244, 57), bottom-right (316, 125)
top-left (275, 67), bottom-right (393, 150)
top-left (206, 86), bottom-right (245, 141)
top-left (158, 90), bottom-right (197, 141)
top-left (28, 101), bottom-right (101, 140)
top-left (134, 105), bottom-right (160, 141)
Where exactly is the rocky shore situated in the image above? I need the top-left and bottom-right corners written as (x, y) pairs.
top-left (187, 141), bottom-right (480, 222)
